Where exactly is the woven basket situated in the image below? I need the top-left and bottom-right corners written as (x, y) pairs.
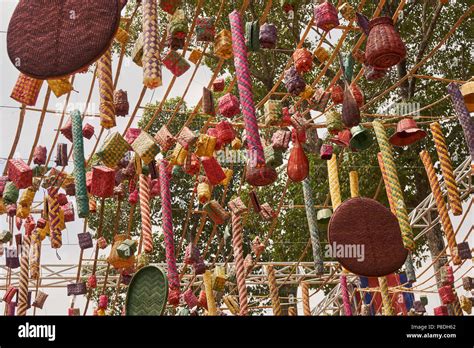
top-left (125, 265), bottom-right (168, 315)
top-left (7, 0), bottom-right (121, 79)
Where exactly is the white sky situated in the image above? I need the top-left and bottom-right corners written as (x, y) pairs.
top-left (0, 0), bottom-right (472, 316)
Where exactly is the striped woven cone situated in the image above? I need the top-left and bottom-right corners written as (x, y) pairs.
top-left (229, 10), bottom-right (265, 165)
top-left (17, 234), bottom-right (31, 316)
top-left (29, 230), bottom-right (41, 280)
top-left (267, 265), bottom-right (282, 316)
top-left (231, 212), bottom-right (249, 316)
top-left (139, 174), bottom-right (153, 254)
top-left (419, 150), bottom-right (461, 265)
top-left (71, 110), bottom-right (89, 218)
top-left (447, 83), bottom-right (474, 165)
top-left (340, 274), bottom-right (353, 316)
top-left (98, 48), bottom-right (116, 129)
top-left (373, 121), bottom-right (415, 252)
top-left (377, 153), bottom-right (417, 282)
top-left (302, 178), bottom-right (324, 274)
top-left (378, 276), bottom-right (394, 316)
top-left (142, 0), bottom-right (162, 89)
top-left (203, 270), bottom-right (217, 315)
top-left (48, 190), bottom-right (62, 249)
top-left (159, 160), bottom-right (180, 293)
top-left (301, 282), bottom-right (311, 316)
top-left (327, 154), bottom-right (342, 209)
top-left (430, 122), bottom-right (462, 216)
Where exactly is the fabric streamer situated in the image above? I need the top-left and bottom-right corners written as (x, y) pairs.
top-left (142, 0), bottom-right (162, 89)
top-left (29, 229), bottom-right (41, 280)
top-left (71, 110), bottom-right (89, 218)
top-left (228, 10), bottom-right (265, 165)
top-left (267, 265), bottom-right (281, 316)
top-left (419, 150), bottom-right (461, 265)
top-left (447, 83), bottom-right (474, 167)
top-left (373, 121), bottom-right (415, 252)
top-left (17, 234), bottom-right (31, 316)
top-left (231, 212), bottom-right (249, 316)
top-left (378, 276), bottom-right (394, 316)
top-left (48, 189), bottom-right (62, 249)
top-left (302, 178), bottom-right (324, 274)
top-left (430, 122), bottom-right (462, 216)
top-left (203, 270), bottom-right (217, 315)
top-left (98, 48), bottom-right (116, 129)
top-left (139, 174), bottom-right (153, 254)
top-left (377, 153), bottom-right (416, 283)
top-left (301, 282), bottom-right (311, 316)
top-left (159, 160), bottom-right (180, 298)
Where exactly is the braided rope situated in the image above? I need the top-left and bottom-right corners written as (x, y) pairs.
top-left (229, 10), bottom-right (265, 165)
top-left (301, 282), bottom-right (311, 316)
top-left (302, 178), bottom-right (324, 274)
top-left (373, 121), bottom-right (415, 251)
top-left (267, 265), bottom-right (281, 316)
top-left (203, 270), bottom-right (217, 315)
top-left (378, 276), bottom-right (394, 316)
top-left (430, 122), bottom-right (463, 215)
top-left (97, 48), bottom-right (116, 129)
top-left (419, 150), bottom-right (461, 265)
top-left (139, 174), bottom-right (153, 254)
top-left (17, 234), bottom-right (31, 316)
top-left (159, 160), bottom-right (180, 292)
top-left (231, 212), bottom-right (249, 316)
top-left (288, 307), bottom-right (297, 316)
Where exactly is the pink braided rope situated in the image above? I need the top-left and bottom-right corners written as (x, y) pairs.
top-left (159, 160), bottom-right (180, 292)
top-left (340, 275), bottom-right (353, 316)
top-left (231, 213), bottom-right (248, 316)
top-left (229, 10), bottom-right (265, 165)
top-left (139, 174), bottom-right (153, 254)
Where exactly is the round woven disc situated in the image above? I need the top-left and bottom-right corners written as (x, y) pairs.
top-left (7, 0), bottom-right (121, 79)
top-left (328, 197), bottom-right (407, 277)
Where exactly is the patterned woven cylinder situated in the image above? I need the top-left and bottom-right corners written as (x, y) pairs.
top-left (231, 212), bottom-right (249, 316)
top-left (142, 0), bottom-right (162, 89)
top-left (377, 152), bottom-right (416, 282)
top-left (327, 154), bottom-right (341, 209)
top-left (420, 151), bottom-right (461, 265)
top-left (430, 122), bottom-right (462, 216)
top-left (71, 110), bottom-right (89, 218)
top-left (267, 265), bottom-right (281, 316)
top-left (17, 234), bottom-right (31, 316)
top-left (203, 270), bottom-right (217, 315)
top-left (301, 282), bottom-right (311, 316)
top-left (98, 48), bottom-right (116, 129)
top-left (229, 10), bottom-right (265, 165)
top-left (378, 276), bottom-right (394, 316)
top-left (29, 230), bottom-right (41, 280)
top-left (139, 174), bottom-right (153, 254)
top-left (159, 160), bottom-right (180, 295)
top-left (349, 171), bottom-right (359, 198)
top-left (340, 274), bottom-right (352, 316)
top-left (302, 178), bottom-right (324, 274)
top-left (373, 121), bottom-right (415, 252)
top-left (447, 83), bottom-right (474, 164)
top-left (48, 190), bottom-right (62, 249)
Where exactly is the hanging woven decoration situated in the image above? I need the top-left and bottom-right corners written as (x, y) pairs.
top-left (71, 110), bottom-right (89, 218)
top-left (47, 77), bottom-right (73, 98)
top-left (131, 131), bottom-right (160, 164)
top-left (96, 132), bottom-right (130, 168)
top-left (284, 66), bottom-right (306, 96)
top-left (91, 166), bottom-right (115, 198)
top-left (229, 10), bottom-right (277, 186)
top-left (338, 2), bottom-right (355, 21)
top-left (264, 100), bottom-right (283, 126)
top-left (196, 17), bottom-right (215, 42)
top-left (142, 0), bottom-right (162, 89)
top-left (97, 48), bottom-right (116, 129)
top-left (159, 160), bottom-right (180, 305)
top-left (132, 33), bottom-right (144, 67)
top-left (341, 82), bottom-right (361, 127)
top-left (365, 17), bottom-right (407, 69)
top-left (213, 78), bottom-right (225, 92)
top-left (139, 174), bottom-right (153, 254)
top-left (259, 23), bottom-right (277, 49)
top-left (16, 233), bottom-right (31, 316)
top-left (82, 123), bottom-right (95, 139)
top-left (218, 93), bottom-right (240, 118)
top-left (33, 146), bottom-right (47, 166)
top-left (48, 188), bottom-right (62, 249)
top-left (287, 135), bottom-right (309, 182)
top-left (201, 157), bottom-right (226, 185)
top-left (460, 81), bottom-right (474, 112)
top-left (160, 0), bottom-right (180, 15)
top-left (163, 50), bottom-right (190, 77)
top-left (245, 21), bottom-right (260, 52)
top-left (314, 1), bottom-right (340, 32)
top-left (10, 74), bottom-right (43, 106)
top-left (113, 89), bottom-right (129, 116)
top-left (188, 49), bottom-right (202, 64)
top-left (169, 9), bottom-right (188, 40)
top-left (7, 159), bottom-right (32, 189)
top-left (215, 29), bottom-right (233, 60)
top-left (389, 118), bottom-right (427, 147)
top-left (293, 48), bottom-right (313, 74)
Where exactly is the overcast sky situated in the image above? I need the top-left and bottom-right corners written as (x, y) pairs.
top-left (0, 0), bottom-right (472, 316)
